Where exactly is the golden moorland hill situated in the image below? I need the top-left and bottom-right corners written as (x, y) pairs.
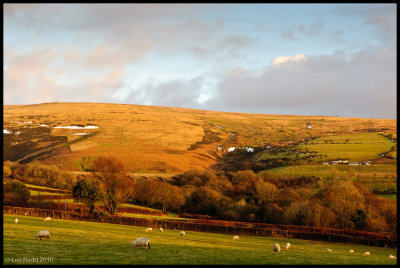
top-left (3, 102), bottom-right (396, 174)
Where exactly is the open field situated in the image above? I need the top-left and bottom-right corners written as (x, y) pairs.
top-left (264, 164), bottom-right (397, 178)
top-left (29, 191), bottom-right (64, 196)
top-left (258, 133), bottom-right (395, 163)
top-left (116, 213), bottom-right (186, 220)
top-left (3, 214), bottom-right (397, 265)
top-left (3, 102), bottom-right (396, 173)
top-left (377, 194), bottom-right (397, 201)
top-left (261, 164), bottom-right (397, 194)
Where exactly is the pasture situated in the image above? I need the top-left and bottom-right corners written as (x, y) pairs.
top-left (258, 133), bottom-right (395, 163)
top-left (264, 164), bottom-right (397, 178)
top-left (3, 214), bottom-right (397, 265)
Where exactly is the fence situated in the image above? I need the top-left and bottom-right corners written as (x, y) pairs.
top-left (3, 206), bottom-right (396, 248)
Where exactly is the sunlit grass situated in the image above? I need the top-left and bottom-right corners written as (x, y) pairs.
top-left (377, 194), bottom-right (397, 201)
top-left (3, 214), bottom-right (397, 265)
top-left (259, 133), bottom-right (395, 163)
top-left (117, 213), bottom-right (187, 220)
top-left (264, 164), bottom-right (397, 178)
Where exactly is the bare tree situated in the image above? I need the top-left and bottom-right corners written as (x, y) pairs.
top-left (92, 155), bottom-right (130, 214)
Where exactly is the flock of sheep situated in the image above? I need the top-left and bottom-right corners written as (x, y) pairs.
top-left (14, 216), bottom-right (53, 241)
top-left (136, 226), bottom-right (396, 261)
top-left (13, 216), bottom-right (397, 261)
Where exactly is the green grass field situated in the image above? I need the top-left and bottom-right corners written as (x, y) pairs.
top-left (300, 133), bottom-right (395, 162)
top-left (259, 133), bottom-right (395, 163)
top-left (117, 213), bottom-right (187, 220)
top-left (263, 164), bottom-right (397, 178)
top-left (3, 214), bottom-right (397, 265)
top-left (29, 190), bottom-right (66, 196)
top-left (377, 194), bottom-right (397, 201)
top-left (23, 183), bottom-right (70, 192)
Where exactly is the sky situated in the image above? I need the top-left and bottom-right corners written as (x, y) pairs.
top-left (3, 3), bottom-right (397, 119)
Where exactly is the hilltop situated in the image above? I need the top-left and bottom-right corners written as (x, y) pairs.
top-left (3, 102), bottom-right (397, 174)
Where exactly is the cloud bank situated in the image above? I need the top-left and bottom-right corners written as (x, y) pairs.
top-left (3, 4), bottom-right (397, 119)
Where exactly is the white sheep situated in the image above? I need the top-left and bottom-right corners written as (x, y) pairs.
top-left (15, 218), bottom-right (18, 224)
top-left (285, 243), bottom-right (291, 250)
top-left (327, 248), bottom-right (332, 252)
top-left (363, 252), bottom-right (370, 256)
top-left (44, 216), bottom-right (51, 222)
top-left (180, 231), bottom-right (185, 236)
top-left (273, 243), bottom-right (280, 253)
top-left (159, 228), bottom-right (163, 232)
top-left (233, 235), bottom-right (239, 240)
top-left (388, 254), bottom-right (396, 259)
top-left (35, 230), bottom-right (50, 241)
top-left (145, 227), bottom-right (152, 232)
top-left (131, 237), bottom-right (150, 249)
top-left (349, 249), bottom-right (354, 254)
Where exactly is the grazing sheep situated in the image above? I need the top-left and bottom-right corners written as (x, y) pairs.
top-left (44, 217), bottom-right (51, 222)
top-left (285, 243), bottom-right (291, 250)
top-left (145, 228), bottom-right (152, 232)
top-left (388, 254), bottom-right (396, 259)
top-left (327, 248), bottom-right (332, 252)
top-left (159, 228), bottom-right (163, 232)
top-left (273, 243), bottom-right (280, 253)
top-left (131, 237), bottom-right (150, 249)
top-left (180, 231), bottom-right (185, 236)
top-left (363, 252), bottom-right (370, 256)
top-left (349, 249), bottom-right (354, 254)
top-left (233, 235), bottom-right (239, 240)
top-left (15, 218), bottom-right (18, 224)
top-left (35, 230), bottom-right (50, 241)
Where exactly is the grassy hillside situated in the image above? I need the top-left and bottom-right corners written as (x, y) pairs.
top-left (3, 102), bottom-right (397, 174)
top-left (3, 214), bottom-right (397, 265)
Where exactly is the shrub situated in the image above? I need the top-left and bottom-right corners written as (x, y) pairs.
top-left (350, 209), bottom-right (368, 230)
top-left (258, 203), bottom-right (283, 224)
top-left (230, 170), bottom-right (258, 195)
top-left (3, 165), bottom-right (12, 178)
top-left (275, 188), bottom-right (302, 206)
top-left (295, 187), bottom-right (315, 200)
top-left (255, 181), bottom-right (278, 204)
top-left (77, 156), bottom-right (96, 171)
top-left (4, 181), bottom-right (30, 206)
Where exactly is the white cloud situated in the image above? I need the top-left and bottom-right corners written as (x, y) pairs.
top-left (271, 54), bottom-right (307, 66)
top-left (206, 45), bottom-right (396, 119)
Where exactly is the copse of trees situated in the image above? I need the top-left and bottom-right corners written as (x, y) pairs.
top-left (4, 160), bottom-right (76, 190)
top-left (322, 180), bottom-right (365, 229)
top-left (133, 179), bottom-right (185, 213)
top-left (171, 168), bottom-right (396, 233)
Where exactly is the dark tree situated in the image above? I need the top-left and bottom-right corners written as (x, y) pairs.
top-left (73, 179), bottom-right (103, 214)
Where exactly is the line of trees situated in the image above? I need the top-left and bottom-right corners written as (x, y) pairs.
top-left (3, 160), bottom-right (76, 190)
top-left (4, 156), bottom-right (396, 234)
